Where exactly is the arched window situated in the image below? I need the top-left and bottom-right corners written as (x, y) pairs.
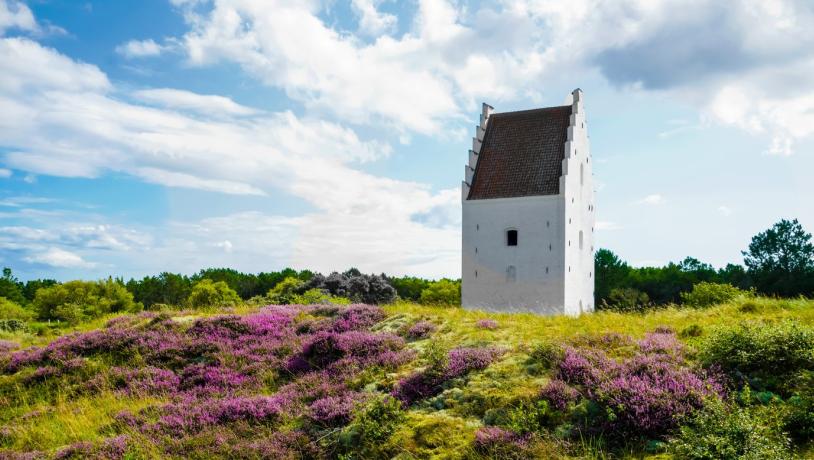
top-left (507, 229), bottom-right (518, 246)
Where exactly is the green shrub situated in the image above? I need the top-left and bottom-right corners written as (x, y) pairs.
top-left (599, 288), bottom-right (650, 312)
top-left (669, 397), bottom-right (792, 460)
top-left (0, 318), bottom-right (28, 332)
top-left (699, 321), bottom-right (814, 393)
top-left (0, 297), bottom-right (33, 321)
top-left (267, 276), bottom-right (304, 305)
top-left (289, 288), bottom-right (351, 305)
top-left (783, 370), bottom-right (814, 442)
top-left (679, 324), bottom-right (704, 338)
top-left (338, 395), bottom-right (405, 458)
top-left (528, 342), bottom-right (564, 370)
top-left (501, 399), bottom-right (553, 435)
top-left (681, 282), bottom-right (747, 308)
top-left (187, 279), bottom-right (241, 309)
top-left (33, 279), bottom-right (141, 322)
top-left (419, 279), bottom-right (461, 307)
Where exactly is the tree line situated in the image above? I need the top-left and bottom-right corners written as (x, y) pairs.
top-left (1, 218), bottom-right (811, 323)
top-left (597, 218), bottom-right (814, 309)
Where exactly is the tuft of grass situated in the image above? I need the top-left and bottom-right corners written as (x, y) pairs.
top-left (1, 391), bottom-right (161, 453)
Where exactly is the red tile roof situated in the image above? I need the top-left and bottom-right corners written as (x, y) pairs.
top-left (467, 105), bottom-right (572, 200)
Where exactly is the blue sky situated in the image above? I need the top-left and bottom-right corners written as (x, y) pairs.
top-left (1, 0), bottom-right (814, 281)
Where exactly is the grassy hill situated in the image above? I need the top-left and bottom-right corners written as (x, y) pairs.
top-left (1, 297), bottom-right (813, 459)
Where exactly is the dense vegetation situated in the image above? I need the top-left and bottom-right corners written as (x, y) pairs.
top-left (1, 296), bottom-right (813, 458)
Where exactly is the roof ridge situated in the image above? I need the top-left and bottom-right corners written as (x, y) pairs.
top-left (490, 105), bottom-right (571, 118)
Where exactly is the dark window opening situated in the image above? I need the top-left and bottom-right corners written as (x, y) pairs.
top-left (507, 230), bottom-right (518, 246)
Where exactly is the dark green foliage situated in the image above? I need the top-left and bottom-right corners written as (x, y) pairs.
top-left (500, 399), bottom-right (554, 435)
top-left (669, 396), bottom-right (792, 460)
top-left (337, 395), bottom-right (405, 459)
top-left (0, 318), bottom-right (27, 332)
top-left (784, 371), bottom-right (814, 442)
top-left (126, 272), bottom-right (192, 309)
top-left (699, 321), bottom-right (814, 393)
top-left (528, 342), bottom-right (564, 370)
top-left (594, 249), bottom-right (630, 305)
top-left (0, 268), bottom-right (26, 305)
top-left (600, 287), bottom-right (650, 312)
top-left (125, 267), bottom-right (313, 307)
top-left (388, 276), bottom-right (431, 301)
top-left (743, 218), bottom-right (814, 297)
top-left (679, 324), bottom-right (704, 338)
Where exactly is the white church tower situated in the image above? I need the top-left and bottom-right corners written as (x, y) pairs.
top-left (461, 89), bottom-right (595, 315)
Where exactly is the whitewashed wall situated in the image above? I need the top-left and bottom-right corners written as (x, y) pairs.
top-left (561, 89), bottom-right (595, 315)
top-left (462, 195), bottom-right (566, 314)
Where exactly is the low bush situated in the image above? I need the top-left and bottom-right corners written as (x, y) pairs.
top-left (338, 395), bottom-right (405, 458)
top-left (669, 396), bottom-right (793, 459)
top-left (33, 279), bottom-right (141, 322)
top-left (289, 288), bottom-right (351, 305)
top-left (698, 320), bottom-right (814, 393)
top-left (0, 297), bottom-right (33, 321)
top-left (187, 279), bottom-right (241, 309)
top-left (681, 282), bottom-right (748, 308)
top-left (599, 288), bottom-right (650, 312)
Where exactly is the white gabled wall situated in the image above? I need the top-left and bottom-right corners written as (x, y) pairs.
top-left (461, 89), bottom-right (595, 316)
top-left (561, 89), bottom-right (595, 315)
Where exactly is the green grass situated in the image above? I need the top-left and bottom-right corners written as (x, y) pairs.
top-left (1, 296), bottom-right (813, 458)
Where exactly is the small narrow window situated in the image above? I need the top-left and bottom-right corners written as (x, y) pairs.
top-left (569, 218), bottom-right (571, 224)
top-left (545, 267), bottom-right (549, 274)
top-left (475, 247), bottom-right (478, 254)
top-left (549, 244), bottom-right (552, 251)
top-left (507, 230), bottom-right (518, 246)
top-left (476, 224), bottom-right (479, 231)
top-left (579, 230), bottom-right (584, 250)
top-left (506, 265), bottom-right (516, 282)
top-left (568, 266), bottom-right (571, 272)
top-left (580, 163), bottom-right (584, 185)
top-left (546, 220), bottom-right (550, 228)
top-left (475, 270), bottom-right (478, 278)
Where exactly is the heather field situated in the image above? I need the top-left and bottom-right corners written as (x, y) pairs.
top-left (1, 298), bottom-right (814, 459)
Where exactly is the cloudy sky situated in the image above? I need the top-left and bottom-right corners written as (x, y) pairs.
top-left (1, 0), bottom-right (813, 281)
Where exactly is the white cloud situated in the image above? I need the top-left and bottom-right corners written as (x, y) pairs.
top-left (24, 247), bottom-right (95, 268)
top-left (0, 0), bottom-right (36, 35)
top-left (115, 38), bottom-right (166, 58)
top-left (0, 168), bottom-right (10, 178)
top-left (718, 205), bottom-right (733, 217)
top-left (165, 0), bottom-right (814, 152)
top-left (351, 0), bottom-right (397, 36)
top-left (636, 194), bottom-right (664, 205)
top-left (133, 88), bottom-right (259, 116)
top-left (0, 35), bottom-right (461, 277)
